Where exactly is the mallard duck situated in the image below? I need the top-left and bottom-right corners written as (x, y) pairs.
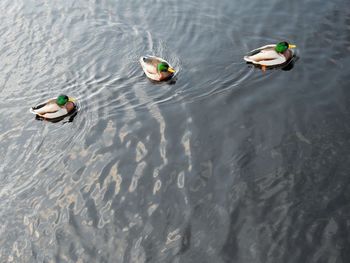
top-left (30, 94), bottom-right (76, 120)
top-left (244, 41), bottom-right (296, 69)
top-left (139, 56), bottom-right (175, 81)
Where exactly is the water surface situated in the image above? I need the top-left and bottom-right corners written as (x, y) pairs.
top-left (1, 0), bottom-right (350, 262)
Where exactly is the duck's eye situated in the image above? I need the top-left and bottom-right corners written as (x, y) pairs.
top-left (143, 57), bottom-right (147, 62)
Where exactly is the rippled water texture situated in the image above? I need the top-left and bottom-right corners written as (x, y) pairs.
top-left (1, 0), bottom-right (350, 262)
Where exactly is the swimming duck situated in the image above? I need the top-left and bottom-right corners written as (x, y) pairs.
top-left (139, 56), bottom-right (175, 81)
top-left (244, 41), bottom-right (296, 69)
top-left (30, 94), bottom-right (76, 120)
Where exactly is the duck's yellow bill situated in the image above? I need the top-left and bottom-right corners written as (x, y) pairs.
top-left (168, 67), bottom-right (175, 73)
top-left (289, 44), bottom-right (297, 49)
top-left (68, 97), bottom-right (76, 102)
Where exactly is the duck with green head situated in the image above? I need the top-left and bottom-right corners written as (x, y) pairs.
top-left (140, 56), bottom-right (176, 81)
top-left (30, 94), bottom-right (76, 120)
top-left (243, 41), bottom-right (297, 69)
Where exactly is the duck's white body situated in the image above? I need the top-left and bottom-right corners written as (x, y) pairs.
top-left (139, 56), bottom-right (174, 81)
top-left (244, 44), bottom-right (294, 67)
top-left (30, 98), bottom-right (75, 119)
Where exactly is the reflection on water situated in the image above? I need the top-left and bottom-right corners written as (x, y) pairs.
top-left (1, 0), bottom-right (350, 262)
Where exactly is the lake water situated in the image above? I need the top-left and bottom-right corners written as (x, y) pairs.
top-left (1, 0), bottom-right (350, 262)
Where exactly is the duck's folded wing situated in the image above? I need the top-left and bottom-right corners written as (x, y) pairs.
top-left (244, 45), bottom-right (277, 61)
top-left (258, 56), bottom-right (286, 66)
top-left (41, 108), bottom-right (68, 119)
top-left (32, 102), bottom-right (60, 115)
top-left (143, 57), bottom-right (161, 73)
top-left (144, 63), bottom-right (158, 74)
top-left (244, 50), bottom-right (286, 66)
top-left (250, 44), bottom-right (276, 53)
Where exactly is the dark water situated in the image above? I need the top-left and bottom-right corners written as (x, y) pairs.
top-left (1, 0), bottom-right (350, 262)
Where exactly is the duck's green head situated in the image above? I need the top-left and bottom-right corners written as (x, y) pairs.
top-left (56, 94), bottom-right (69, 106)
top-left (275, 42), bottom-right (296, 53)
top-left (157, 62), bottom-right (175, 73)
